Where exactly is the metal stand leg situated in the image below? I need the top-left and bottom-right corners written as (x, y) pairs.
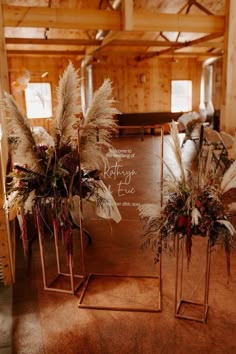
top-left (36, 206), bottom-right (85, 294)
top-left (174, 235), bottom-right (211, 322)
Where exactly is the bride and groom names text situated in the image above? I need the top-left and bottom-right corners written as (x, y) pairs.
top-left (104, 149), bottom-right (136, 197)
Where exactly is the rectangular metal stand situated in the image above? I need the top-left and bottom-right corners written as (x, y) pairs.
top-left (36, 208), bottom-right (85, 294)
top-left (78, 261), bottom-right (162, 312)
top-left (174, 235), bottom-right (211, 322)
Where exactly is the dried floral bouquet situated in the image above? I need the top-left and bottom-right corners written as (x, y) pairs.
top-left (139, 122), bottom-right (236, 276)
top-left (3, 62), bottom-right (121, 258)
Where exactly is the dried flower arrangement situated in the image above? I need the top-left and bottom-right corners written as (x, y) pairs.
top-left (138, 122), bottom-right (236, 276)
top-left (3, 62), bottom-right (121, 258)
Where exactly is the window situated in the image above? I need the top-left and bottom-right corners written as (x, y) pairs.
top-left (25, 83), bottom-right (52, 118)
top-left (171, 80), bottom-right (192, 113)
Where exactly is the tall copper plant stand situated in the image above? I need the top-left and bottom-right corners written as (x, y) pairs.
top-left (36, 208), bottom-right (85, 294)
top-left (174, 235), bottom-right (211, 322)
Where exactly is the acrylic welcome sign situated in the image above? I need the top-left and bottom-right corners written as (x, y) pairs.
top-left (102, 134), bottom-right (163, 218)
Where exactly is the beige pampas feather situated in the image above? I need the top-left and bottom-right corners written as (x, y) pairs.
top-left (191, 207), bottom-right (201, 226)
top-left (55, 61), bottom-right (81, 149)
top-left (168, 122), bottom-right (186, 184)
top-left (79, 78), bottom-right (119, 172)
top-left (216, 220), bottom-right (236, 235)
top-left (198, 145), bottom-right (214, 186)
top-left (220, 160), bottom-right (236, 193)
top-left (138, 204), bottom-right (162, 222)
top-left (3, 92), bottom-right (42, 173)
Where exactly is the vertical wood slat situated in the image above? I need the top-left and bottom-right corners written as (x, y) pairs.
top-left (0, 0), bottom-right (14, 285)
top-left (221, 0), bottom-right (236, 133)
top-left (121, 0), bottom-right (133, 31)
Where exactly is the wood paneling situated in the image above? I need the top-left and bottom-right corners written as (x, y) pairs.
top-left (7, 54), bottom-right (205, 128)
top-left (92, 56), bottom-right (201, 113)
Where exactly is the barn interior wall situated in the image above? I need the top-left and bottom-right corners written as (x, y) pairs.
top-left (7, 55), bottom-right (223, 131)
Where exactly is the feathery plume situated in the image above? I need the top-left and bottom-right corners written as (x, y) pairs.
top-left (168, 121), bottom-right (186, 184)
top-left (3, 92), bottom-right (42, 173)
top-left (198, 145), bottom-right (214, 186)
top-left (216, 220), bottom-right (236, 235)
top-left (79, 79), bottom-right (119, 172)
top-left (138, 203), bottom-right (162, 221)
top-left (55, 61), bottom-right (81, 149)
top-left (221, 160), bottom-right (236, 193)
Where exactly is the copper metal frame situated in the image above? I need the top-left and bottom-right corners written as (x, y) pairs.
top-left (78, 265), bottom-right (162, 312)
top-left (174, 235), bottom-right (211, 322)
top-left (36, 211), bottom-right (85, 294)
top-left (78, 127), bottom-right (164, 312)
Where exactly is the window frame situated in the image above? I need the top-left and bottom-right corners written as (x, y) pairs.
top-left (24, 82), bottom-right (53, 119)
top-left (171, 80), bottom-right (192, 113)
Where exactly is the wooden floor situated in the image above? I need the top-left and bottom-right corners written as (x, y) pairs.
top-left (1, 134), bottom-right (236, 354)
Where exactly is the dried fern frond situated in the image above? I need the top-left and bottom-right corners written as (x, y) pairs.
top-left (55, 61), bottom-right (81, 149)
top-left (79, 79), bottom-right (119, 172)
top-left (221, 160), bottom-right (236, 194)
top-left (3, 92), bottom-right (42, 173)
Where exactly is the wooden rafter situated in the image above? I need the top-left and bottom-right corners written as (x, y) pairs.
top-left (192, 0), bottom-right (213, 15)
top-left (135, 32), bottom-right (224, 61)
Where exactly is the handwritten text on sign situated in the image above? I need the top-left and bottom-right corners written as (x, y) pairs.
top-left (105, 149), bottom-right (136, 197)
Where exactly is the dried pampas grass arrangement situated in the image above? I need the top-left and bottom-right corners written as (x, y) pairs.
top-left (3, 61), bottom-right (121, 257)
top-left (139, 121), bottom-right (236, 276)
top-left (80, 78), bottom-right (119, 172)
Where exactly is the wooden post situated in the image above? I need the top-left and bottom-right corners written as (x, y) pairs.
top-left (220, 0), bottom-right (236, 134)
top-left (0, 1), bottom-right (14, 285)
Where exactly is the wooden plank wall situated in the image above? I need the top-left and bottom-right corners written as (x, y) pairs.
top-left (92, 56), bottom-right (202, 113)
top-left (7, 55), bottom-right (208, 131)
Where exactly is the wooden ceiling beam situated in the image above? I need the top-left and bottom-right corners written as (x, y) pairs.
top-left (3, 6), bottom-right (120, 31)
top-left (7, 50), bottom-right (85, 55)
top-left (5, 37), bottom-right (224, 49)
top-left (3, 5), bottom-right (224, 33)
top-left (108, 39), bottom-right (186, 47)
top-left (95, 51), bottom-right (223, 58)
top-left (5, 38), bottom-right (101, 45)
top-left (133, 11), bottom-right (224, 33)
